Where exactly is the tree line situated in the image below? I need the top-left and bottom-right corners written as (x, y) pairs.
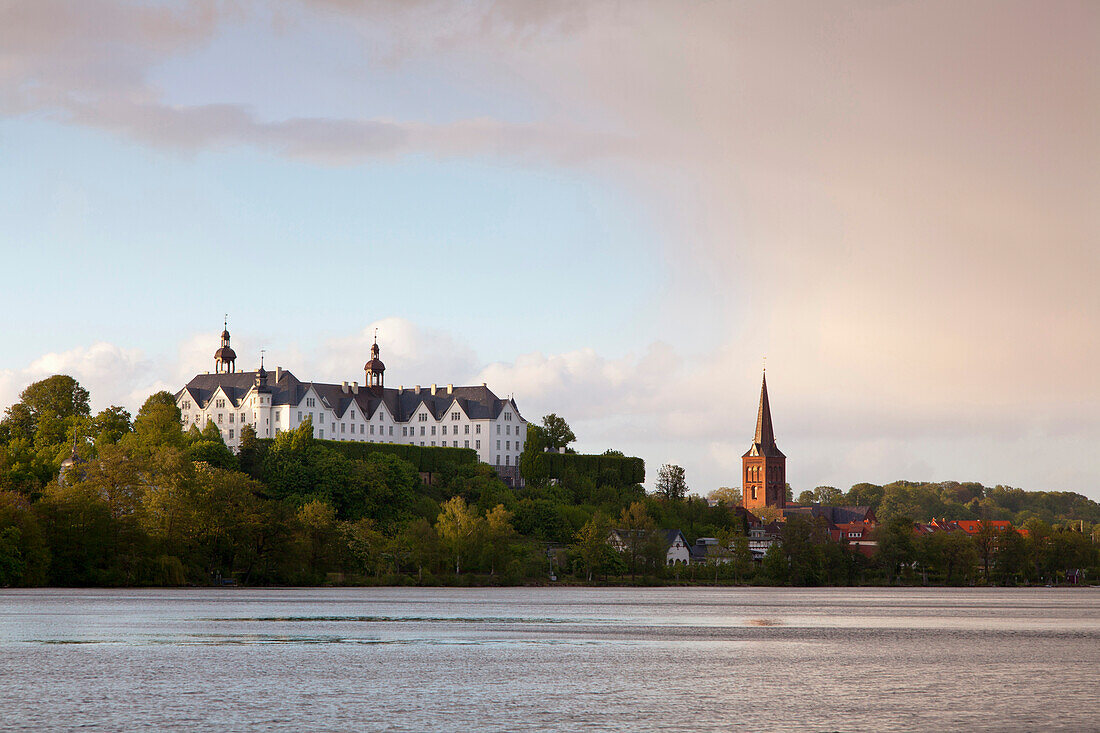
top-left (0, 375), bottom-right (1097, 587)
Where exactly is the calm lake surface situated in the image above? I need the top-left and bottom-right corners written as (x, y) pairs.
top-left (1, 587), bottom-right (1098, 732)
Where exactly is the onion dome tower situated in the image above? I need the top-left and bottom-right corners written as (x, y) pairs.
top-left (364, 329), bottom-right (385, 390)
top-left (255, 351), bottom-right (271, 393)
top-left (58, 437), bottom-right (86, 487)
top-left (742, 368), bottom-right (787, 512)
top-left (214, 316), bottom-right (237, 374)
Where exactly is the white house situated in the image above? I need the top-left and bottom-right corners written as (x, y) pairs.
top-left (608, 528), bottom-right (691, 566)
top-left (175, 327), bottom-right (527, 484)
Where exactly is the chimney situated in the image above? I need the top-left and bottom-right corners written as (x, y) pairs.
top-left (481, 382), bottom-right (487, 388)
top-left (415, 384), bottom-right (420, 393)
top-left (447, 384), bottom-right (453, 395)
top-left (351, 382), bottom-right (358, 394)
top-left (342, 381), bottom-right (349, 393)
top-left (275, 366), bottom-right (282, 381)
top-left (398, 385), bottom-right (404, 394)
top-left (431, 384), bottom-right (437, 395)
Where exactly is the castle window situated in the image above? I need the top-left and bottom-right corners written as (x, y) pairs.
top-left (464, 425), bottom-right (469, 434)
top-left (464, 440), bottom-right (469, 448)
top-left (370, 425), bottom-right (374, 435)
top-left (476, 440), bottom-right (481, 449)
top-left (497, 425), bottom-right (501, 435)
top-left (420, 426), bottom-right (425, 436)
top-left (298, 411), bottom-right (302, 421)
top-left (389, 426), bottom-right (393, 436)
top-left (496, 440), bottom-right (501, 450)
top-left (505, 455), bottom-right (510, 465)
top-left (442, 425), bottom-right (447, 435)
top-left (229, 429), bottom-right (234, 439)
top-left (751, 487), bottom-right (758, 500)
top-left (351, 410), bottom-right (355, 420)
top-left (218, 414), bottom-right (223, 424)
top-left (452, 412), bottom-right (459, 421)
top-left (431, 426), bottom-right (436, 435)
top-left (476, 425), bottom-right (481, 434)
top-left (360, 425), bottom-right (364, 434)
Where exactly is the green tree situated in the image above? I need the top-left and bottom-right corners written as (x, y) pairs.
top-left (481, 504), bottom-right (517, 576)
top-left (876, 516), bottom-right (916, 583)
top-left (709, 486), bottom-right (742, 506)
top-left (2, 375), bottom-right (90, 443)
top-left (129, 391), bottom-right (186, 451)
top-left (797, 490), bottom-right (815, 504)
top-left (617, 501), bottom-right (657, 581)
top-left (92, 406), bottom-right (132, 446)
top-left (436, 496), bottom-right (482, 575)
top-left (397, 517), bottom-right (438, 582)
top-left (655, 464), bottom-right (688, 501)
top-left (541, 413), bottom-right (576, 451)
top-left (571, 512), bottom-right (610, 582)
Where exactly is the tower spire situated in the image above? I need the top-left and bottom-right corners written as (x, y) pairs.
top-left (754, 369), bottom-right (776, 449)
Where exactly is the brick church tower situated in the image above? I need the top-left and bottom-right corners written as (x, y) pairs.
top-left (742, 370), bottom-right (786, 512)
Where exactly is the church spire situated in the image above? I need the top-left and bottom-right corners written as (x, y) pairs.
top-left (754, 369), bottom-right (775, 449)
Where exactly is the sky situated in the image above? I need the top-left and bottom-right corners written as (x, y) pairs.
top-left (0, 0), bottom-right (1097, 499)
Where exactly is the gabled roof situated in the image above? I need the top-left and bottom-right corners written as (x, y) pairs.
top-left (177, 370), bottom-right (522, 424)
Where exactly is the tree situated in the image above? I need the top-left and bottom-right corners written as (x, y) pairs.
top-left (617, 501), bottom-right (657, 581)
top-left (435, 496), bottom-right (482, 575)
top-left (397, 518), bottom-right (438, 583)
top-left (797, 490), bottom-right (815, 504)
top-left (541, 414), bottom-right (576, 451)
top-left (482, 504), bottom-right (517, 576)
top-left (2, 375), bottom-right (90, 443)
top-left (813, 486), bottom-right (843, 505)
top-left (876, 516), bottom-right (916, 583)
top-left (572, 512), bottom-right (611, 582)
top-left (92, 406), bottom-right (132, 445)
top-left (708, 486), bottom-right (741, 506)
top-left (655, 464), bottom-right (687, 501)
top-left (129, 391), bottom-right (185, 451)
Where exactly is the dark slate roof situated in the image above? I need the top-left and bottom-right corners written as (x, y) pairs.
top-left (662, 529), bottom-right (686, 548)
top-left (177, 370), bottom-right (523, 423)
top-left (781, 504), bottom-right (875, 527)
top-left (743, 371), bottom-right (786, 458)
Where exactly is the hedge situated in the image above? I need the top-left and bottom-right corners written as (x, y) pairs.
top-left (528, 451), bottom-right (644, 485)
top-left (257, 438), bottom-right (478, 473)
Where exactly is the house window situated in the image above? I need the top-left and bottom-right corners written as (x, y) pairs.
top-left (298, 411), bottom-right (302, 421)
top-left (442, 425), bottom-right (447, 435)
top-left (370, 425), bottom-right (374, 435)
top-left (506, 425), bottom-right (511, 435)
top-left (319, 430), bottom-right (324, 439)
top-left (431, 426), bottom-right (436, 435)
top-left (388, 426), bottom-right (393, 436)
top-left (476, 424), bottom-right (481, 434)
top-left (452, 412), bottom-right (460, 421)
top-left (319, 414), bottom-right (324, 423)
top-left (403, 427), bottom-right (408, 436)
top-left (419, 413), bottom-right (427, 422)
top-left (341, 423), bottom-right (346, 433)
top-left (217, 414), bottom-right (223, 424)
top-left (229, 414), bottom-right (234, 423)
top-left (275, 412), bottom-right (280, 422)
top-left (216, 399), bottom-right (225, 409)
top-left (464, 440), bottom-right (469, 448)
top-left (360, 425), bottom-right (364, 434)
top-left (476, 440), bottom-right (481, 449)
top-left (496, 425), bottom-right (501, 434)
top-left (229, 429), bottom-right (234, 439)
top-left (351, 410), bottom-right (355, 420)
top-left (496, 440), bottom-right (501, 450)
top-left (420, 427), bottom-right (425, 436)
top-left (464, 425), bottom-right (469, 434)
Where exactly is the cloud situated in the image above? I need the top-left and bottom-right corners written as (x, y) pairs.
top-left (0, 342), bottom-right (162, 416)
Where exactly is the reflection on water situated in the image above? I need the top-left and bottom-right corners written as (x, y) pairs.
top-left (1, 587), bottom-right (1098, 732)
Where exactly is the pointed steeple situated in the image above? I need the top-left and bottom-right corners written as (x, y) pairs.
top-left (744, 368), bottom-right (785, 458)
top-left (755, 370), bottom-right (775, 448)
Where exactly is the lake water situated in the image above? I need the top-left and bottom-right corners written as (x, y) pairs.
top-left (1, 587), bottom-right (1097, 732)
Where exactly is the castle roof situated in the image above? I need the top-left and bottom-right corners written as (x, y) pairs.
top-left (176, 370), bottom-right (522, 423)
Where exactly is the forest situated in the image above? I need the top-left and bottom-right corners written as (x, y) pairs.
top-left (0, 375), bottom-right (1096, 587)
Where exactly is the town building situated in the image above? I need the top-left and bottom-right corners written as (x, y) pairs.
top-left (738, 369), bottom-right (880, 553)
top-left (742, 370), bottom-right (787, 512)
top-left (175, 325), bottom-right (528, 483)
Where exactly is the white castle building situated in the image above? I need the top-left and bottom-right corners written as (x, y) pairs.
top-left (175, 325), bottom-right (527, 481)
